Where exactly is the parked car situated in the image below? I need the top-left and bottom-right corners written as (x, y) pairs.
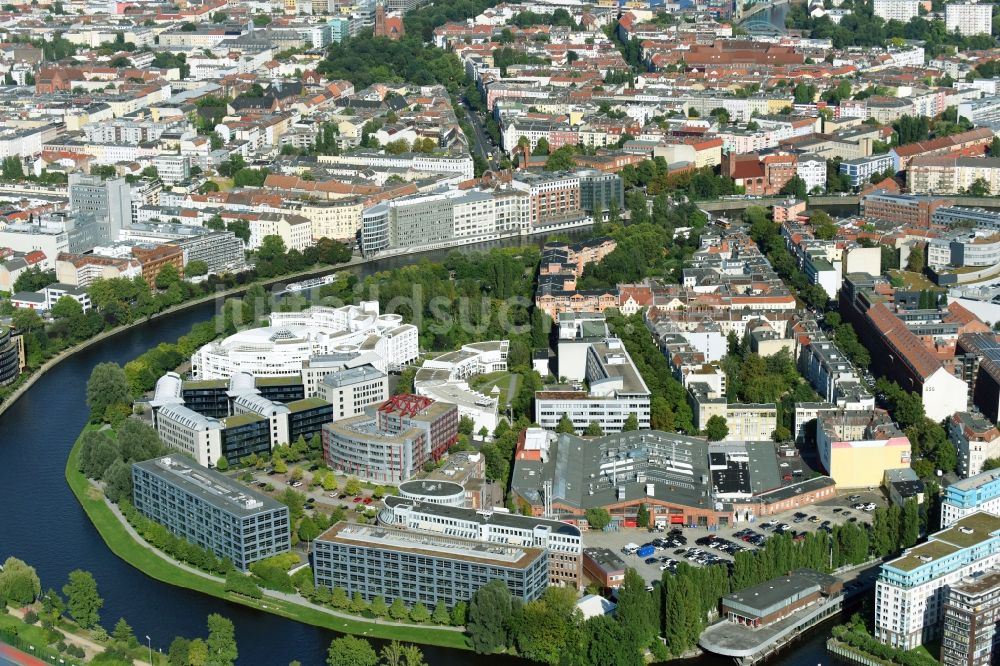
top-left (352, 496), bottom-right (363, 503)
top-left (644, 557), bottom-right (658, 565)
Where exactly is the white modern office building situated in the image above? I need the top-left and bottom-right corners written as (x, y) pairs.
top-left (875, 512), bottom-right (1000, 650)
top-left (191, 302), bottom-right (419, 379)
top-left (380, 495), bottom-right (583, 587)
top-left (535, 337), bottom-right (651, 434)
top-left (414, 340), bottom-right (509, 435)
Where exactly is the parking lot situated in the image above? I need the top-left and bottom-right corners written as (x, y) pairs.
top-left (583, 489), bottom-right (886, 585)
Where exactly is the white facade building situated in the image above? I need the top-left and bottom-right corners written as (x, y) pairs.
top-left (873, 0), bottom-right (920, 22)
top-left (191, 302), bottom-right (419, 380)
top-left (941, 469), bottom-right (1000, 528)
top-left (796, 154), bottom-right (827, 193)
top-left (414, 341), bottom-right (509, 435)
top-left (946, 3), bottom-right (993, 36)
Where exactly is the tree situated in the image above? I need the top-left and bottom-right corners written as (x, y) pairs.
top-left (907, 244), bottom-right (926, 273)
top-left (451, 601), bottom-right (467, 626)
top-left (409, 601), bottom-right (431, 623)
top-left (103, 459), bottom-right (134, 503)
top-left (86, 363), bottom-right (130, 423)
top-left (206, 613), bottom-right (238, 666)
top-left (780, 175), bottom-right (808, 200)
top-left (187, 639), bottom-right (208, 666)
top-left (635, 503), bottom-right (649, 529)
top-left (344, 477), bottom-right (361, 495)
top-left (11, 307), bottom-right (44, 334)
top-left (326, 636), bottom-right (378, 666)
top-left (63, 569), bottom-right (102, 628)
top-left (155, 263), bottom-right (181, 290)
top-left (584, 420), bottom-right (604, 436)
top-left (389, 597), bottom-right (409, 621)
top-left (432, 600), bottom-right (450, 624)
top-left (41, 588), bottom-right (65, 624)
top-left (902, 497), bottom-right (920, 548)
top-left (704, 415), bottom-right (729, 441)
top-left (368, 595), bottom-right (388, 618)
top-left (51, 295), bottom-right (84, 321)
top-left (966, 177), bottom-right (990, 196)
top-left (585, 507), bottom-right (612, 530)
top-left (78, 430), bottom-right (119, 480)
top-left (112, 617), bottom-right (137, 648)
top-left (531, 137), bottom-right (550, 155)
top-left (582, 615), bottom-right (643, 666)
top-left (467, 580), bottom-right (515, 653)
top-left (623, 413), bottom-right (639, 432)
top-left (186, 260), bottom-right (209, 277)
top-left (0, 557), bottom-right (41, 605)
top-left (556, 413), bottom-right (575, 434)
top-left (616, 568), bottom-right (657, 648)
top-left (168, 637), bottom-right (191, 666)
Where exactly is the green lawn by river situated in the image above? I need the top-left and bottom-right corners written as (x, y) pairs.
top-left (65, 427), bottom-right (471, 650)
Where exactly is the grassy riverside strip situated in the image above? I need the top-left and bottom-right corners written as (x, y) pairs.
top-left (65, 427), bottom-right (471, 650)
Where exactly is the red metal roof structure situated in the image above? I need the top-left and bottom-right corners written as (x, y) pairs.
top-left (378, 394), bottom-right (434, 417)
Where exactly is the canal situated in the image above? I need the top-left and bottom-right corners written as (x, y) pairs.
top-left (0, 236), bottom-right (841, 665)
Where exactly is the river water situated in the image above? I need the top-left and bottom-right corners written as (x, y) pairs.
top-left (0, 237), bottom-right (840, 665)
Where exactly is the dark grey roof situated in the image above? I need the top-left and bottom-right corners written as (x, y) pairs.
top-left (584, 547), bottom-right (626, 573)
top-left (134, 455), bottom-right (287, 517)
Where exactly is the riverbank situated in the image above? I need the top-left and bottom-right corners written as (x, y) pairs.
top-left (64, 427), bottom-right (472, 651)
top-left (0, 259), bottom-right (351, 420)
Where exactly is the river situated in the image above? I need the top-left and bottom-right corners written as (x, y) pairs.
top-left (0, 236), bottom-right (841, 665)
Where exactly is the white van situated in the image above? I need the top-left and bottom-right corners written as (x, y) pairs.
top-left (622, 543), bottom-right (640, 555)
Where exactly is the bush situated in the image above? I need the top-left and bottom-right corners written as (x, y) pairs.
top-left (22, 611), bottom-right (38, 625)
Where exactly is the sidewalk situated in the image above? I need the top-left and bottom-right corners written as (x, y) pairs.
top-left (7, 607), bottom-right (152, 666)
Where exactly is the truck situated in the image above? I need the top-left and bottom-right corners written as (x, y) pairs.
top-left (622, 543), bottom-right (640, 555)
top-left (636, 545), bottom-right (655, 558)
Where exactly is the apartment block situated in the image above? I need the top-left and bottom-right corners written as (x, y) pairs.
top-left (876, 512), bottom-right (1000, 650)
top-left (132, 456), bottom-right (291, 571)
top-left (946, 3), bottom-right (993, 36)
top-left (950, 411), bottom-right (1000, 478)
top-left (941, 567), bottom-right (1000, 666)
top-left (942, 469), bottom-right (1000, 528)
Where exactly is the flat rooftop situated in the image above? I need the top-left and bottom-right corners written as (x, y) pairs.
top-left (316, 521), bottom-right (545, 569)
top-left (134, 456), bottom-right (286, 516)
top-left (584, 547), bottom-right (626, 573)
top-left (384, 495), bottom-right (581, 538)
top-left (888, 512), bottom-right (1000, 572)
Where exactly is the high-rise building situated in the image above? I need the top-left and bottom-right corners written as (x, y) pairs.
top-left (875, 512), bottom-right (1000, 650)
top-left (946, 3), bottom-right (993, 36)
top-left (0, 327), bottom-right (22, 386)
top-left (941, 567), bottom-right (1000, 666)
top-left (873, 0), bottom-right (920, 20)
top-left (68, 173), bottom-right (132, 245)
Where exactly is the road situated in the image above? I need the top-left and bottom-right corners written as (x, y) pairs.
top-left (460, 95), bottom-right (497, 163)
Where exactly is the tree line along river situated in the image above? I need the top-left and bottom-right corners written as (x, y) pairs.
top-left (0, 238), bottom-right (841, 665)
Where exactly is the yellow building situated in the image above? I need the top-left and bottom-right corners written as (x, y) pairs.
top-left (817, 413), bottom-right (912, 488)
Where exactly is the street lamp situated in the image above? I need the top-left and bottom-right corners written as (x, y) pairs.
top-left (146, 635), bottom-right (152, 665)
